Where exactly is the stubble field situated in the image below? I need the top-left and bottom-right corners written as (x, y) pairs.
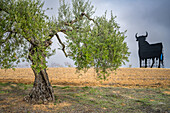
top-left (0, 68), bottom-right (169, 87)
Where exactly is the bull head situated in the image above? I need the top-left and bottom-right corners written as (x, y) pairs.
top-left (136, 32), bottom-right (148, 41)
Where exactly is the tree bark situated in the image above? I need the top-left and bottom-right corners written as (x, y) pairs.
top-left (24, 68), bottom-right (55, 104)
top-left (24, 46), bottom-right (55, 104)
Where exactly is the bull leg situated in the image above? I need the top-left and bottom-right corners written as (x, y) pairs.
top-left (151, 58), bottom-right (155, 68)
top-left (145, 59), bottom-right (147, 68)
top-left (140, 58), bottom-right (142, 68)
top-left (158, 58), bottom-right (161, 68)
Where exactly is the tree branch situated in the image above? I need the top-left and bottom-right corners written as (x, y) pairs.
top-left (0, 7), bottom-right (9, 14)
top-left (46, 12), bottom-right (97, 57)
top-left (48, 28), bottom-right (72, 43)
top-left (55, 33), bottom-right (68, 57)
top-left (48, 12), bottom-right (95, 39)
top-left (64, 12), bottom-right (98, 26)
top-left (81, 12), bottom-right (98, 25)
top-left (0, 30), bottom-right (17, 45)
top-left (43, 40), bottom-right (52, 47)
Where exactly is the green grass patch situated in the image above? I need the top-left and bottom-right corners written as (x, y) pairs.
top-left (53, 86), bottom-right (57, 88)
top-left (135, 98), bottom-right (152, 106)
top-left (0, 90), bottom-right (8, 94)
top-left (0, 82), bottom-right (10, 86)
top-left (61, 86), bottom-right (70, 89)
top-left (17, 83), bottom-right (26, 86)
top-left (82, 86), bottom-right (89, 90)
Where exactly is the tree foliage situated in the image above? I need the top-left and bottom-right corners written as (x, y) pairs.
top-left (0, 0), bottom-right (54, 72)
top-left (0, 0), bottom-right (130, 80)
top-left (57, 0), bottom-right (130, 79)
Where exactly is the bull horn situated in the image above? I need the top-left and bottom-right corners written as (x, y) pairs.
top-left (145, 31), bottom-right (148, 37)
top-left (135, 33), bottom-right (138, 38)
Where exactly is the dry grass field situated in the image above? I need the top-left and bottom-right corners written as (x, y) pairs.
top-left (0, 68), bottom-right (169, 87)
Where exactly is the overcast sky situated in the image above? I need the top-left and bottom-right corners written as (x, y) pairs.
top-left (39, 0), bottom-right (170, 68)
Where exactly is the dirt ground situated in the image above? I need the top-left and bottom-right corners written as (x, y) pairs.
top-left (0, 68), bottom-right (169, 87)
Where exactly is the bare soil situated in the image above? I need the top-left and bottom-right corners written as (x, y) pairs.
top-left (0, 68), bottom-right (169, 87)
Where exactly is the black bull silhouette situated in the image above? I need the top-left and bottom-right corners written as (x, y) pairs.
top-left (136, 32), bottom-right (164, 68)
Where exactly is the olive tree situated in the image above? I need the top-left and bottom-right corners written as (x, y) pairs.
top-left (0, 0), bottom-right (130, 104)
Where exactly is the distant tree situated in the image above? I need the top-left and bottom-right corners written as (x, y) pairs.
top-left (0, 0), bottom-right (130, 104)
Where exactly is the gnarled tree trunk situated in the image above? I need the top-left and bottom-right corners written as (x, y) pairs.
top-left (24, 68), bottom-right (55, 104)
top-left (24, 45), bottom-right (55, 104)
